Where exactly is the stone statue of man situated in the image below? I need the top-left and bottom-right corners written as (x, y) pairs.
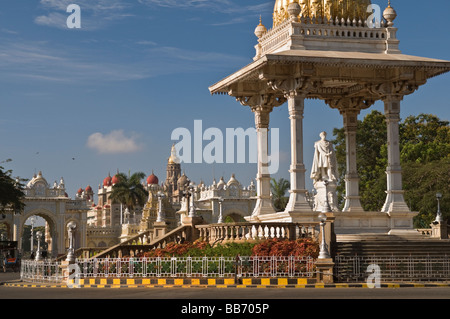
top-left (311, 131), bottom-right (338, 182)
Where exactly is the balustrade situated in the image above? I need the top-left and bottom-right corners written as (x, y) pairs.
top-left (259, 18), bottom-right (388, 56)
top-left (197, 222), bottom-right (318, 244)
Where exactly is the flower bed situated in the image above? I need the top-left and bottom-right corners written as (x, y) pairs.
top-left (133, 238), bottom-right (319, 259)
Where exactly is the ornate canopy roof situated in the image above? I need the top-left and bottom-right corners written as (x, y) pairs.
top-left (210, 2), bottom-right (450, 110)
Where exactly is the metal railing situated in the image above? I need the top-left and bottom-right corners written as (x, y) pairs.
top-left (334, 255), bottom-right (450, 282)
top-left (20, 260), bottom-right (64, 284)
top-left (75, 256), bottom-right (316, 279)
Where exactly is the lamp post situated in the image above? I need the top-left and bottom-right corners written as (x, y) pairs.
top-left (188, 183), bottom-right (197, 218)
top-left (66, 221), bottom-right (77, 263)
top-left (218, 198), bottom-right (224, 223)
top-left (318, 212), bottom-right (331, 259)
top-left (35, 231), bottom-right (42, 261)
top-left (157, 191), bottom-right (166, 223)
top-left (435, 192), bottom-right (443, 223)
top-left (30, 216), bottom-right (36, 254)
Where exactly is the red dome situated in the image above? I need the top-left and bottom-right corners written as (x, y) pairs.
top-left (112, 174), bottom-right (120, 185)
top-left (85, 185), bottom-right (93, 192)
top-left (103, 175), bottom-right (112, 187)
top-left (147, 173), bottom-right (159, 185)
top-left (77, 188), bottom-right (83, 194)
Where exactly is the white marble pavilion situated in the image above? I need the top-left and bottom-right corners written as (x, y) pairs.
top-left (209, 0), bottom-right (450, 235)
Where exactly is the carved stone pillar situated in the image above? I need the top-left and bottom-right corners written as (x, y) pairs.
top-left (382, 95), bottom-right (410, 213)
top-left (327, 97), bottom-right (374, 213)
top-left (252, 104), bottom-right (276, 216)
top-left (340, 109), bottom-right (364, 212)
top-left (237, 94), bottom-right (285, 218)
top-left (269, 78), bottom-right (312, 214)
top-left (284, 93), bottom-right (312, 213)
top-left (369, 81), bottom-right (418, 214)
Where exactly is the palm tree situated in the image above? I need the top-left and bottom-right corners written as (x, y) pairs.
top-left (270, 178), bottom-right (290, 211)
top-left (109, 172), bottom-right (149, 215)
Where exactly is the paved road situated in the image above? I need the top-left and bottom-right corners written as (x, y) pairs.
top-left (1, 271), bottom-right (448, 317)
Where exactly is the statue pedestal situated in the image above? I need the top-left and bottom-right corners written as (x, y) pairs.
top-left (313, 180), bottom-right (339, 213)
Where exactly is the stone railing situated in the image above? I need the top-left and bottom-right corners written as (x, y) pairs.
top-left (89, 225), bottom-right (193, 259)
top-left (259, 18), bottom-right (388, 56)
top-left (417, 228), bottom-right (433, 236)
top-left (417, 223), bottom-right (449, 239)
top-left (196, 222), bottom-right (319, 244)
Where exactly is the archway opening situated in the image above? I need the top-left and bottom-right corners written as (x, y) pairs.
top-left (21, 215), bottom-right (53, 259)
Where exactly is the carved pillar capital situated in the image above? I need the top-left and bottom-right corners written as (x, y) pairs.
top-left (236, 94), bottom-right (286, 129)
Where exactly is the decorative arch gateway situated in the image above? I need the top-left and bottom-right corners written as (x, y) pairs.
top-left (11, 172), bottom-right (89, 257)
top-left (18, 209), bottom-right (59, 256)
top-left (209, 1), bottom-right (450, 235)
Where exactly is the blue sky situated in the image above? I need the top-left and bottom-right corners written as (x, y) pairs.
top-left (0, 0), bottom-right (449, 202)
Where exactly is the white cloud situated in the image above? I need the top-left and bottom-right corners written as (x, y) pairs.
top-left (87, 130), bottom-right (143, 154)
top-left (0, 39), bottom-right (248, 84)
top-left (35, 0), bottom-right (132, 30)
top-left (34, 12), bottom-right (68, 29)
top-left (138, 0), bottom-right (273, 15)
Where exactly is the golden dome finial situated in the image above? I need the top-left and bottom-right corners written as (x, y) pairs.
top-left (273, 0), bottom-right (373, 27)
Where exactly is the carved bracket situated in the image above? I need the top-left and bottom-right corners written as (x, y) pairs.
top-left (368, 81), bottom-right (420, 100)
top-left (268, 77), bottom-right (312, 98)
top-left (236, 94), bottom-right (286, 108)
top-left (325, 96), bottom-right (376, 112)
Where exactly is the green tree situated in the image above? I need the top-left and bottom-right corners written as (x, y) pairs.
top-left (109, 172), bottom-right (149, 212)
top-left (400, 114), bottom-right (450, 163)
top-left (332, 111), bottom-right (449, 227)
top-left (0, 165), bottom-right (25, 216)
top-left (403, 158), bottom-right (450, 228)
top-left (333, 110), bottom-right (387, 211)
top-left (270, 178), bottom-right (290, 211)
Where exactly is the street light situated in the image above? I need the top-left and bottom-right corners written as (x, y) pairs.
top-left (35, 231), bottom-right (43, 261)
top-left (218, 198), bottom-right (224, 223)
top-left (66, 221), bottom-right (77, 263)
top-left (435, 192), bottom-right (444, 223)
top-left (30, 216), bottom-right (36, 254)
top-left (156, 191), bottom-right (166, 223)
top-left (318, 212), bottom-right (331, 259)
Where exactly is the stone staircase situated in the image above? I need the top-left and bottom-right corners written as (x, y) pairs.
top-left (333, 234), bottom-right (450, 282)
top-left (90, 224), bottom-right (195, 259)
top-left (334, 234), bottom-right (450, 257)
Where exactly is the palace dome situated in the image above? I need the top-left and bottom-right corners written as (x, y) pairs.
top-left (103, 175), bottom-right (112, 187)
top-left (112, 174), bottom-right (120, 185)
top-left (147, 173), bottom-right (159, 185)
top-left (273, 0), bottom-right (372, 27)
top-left (177, 173), bottom-right (189, 187)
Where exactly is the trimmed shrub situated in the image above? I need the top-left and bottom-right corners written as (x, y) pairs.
top-left (137, 238), bottom-right (319, 258)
